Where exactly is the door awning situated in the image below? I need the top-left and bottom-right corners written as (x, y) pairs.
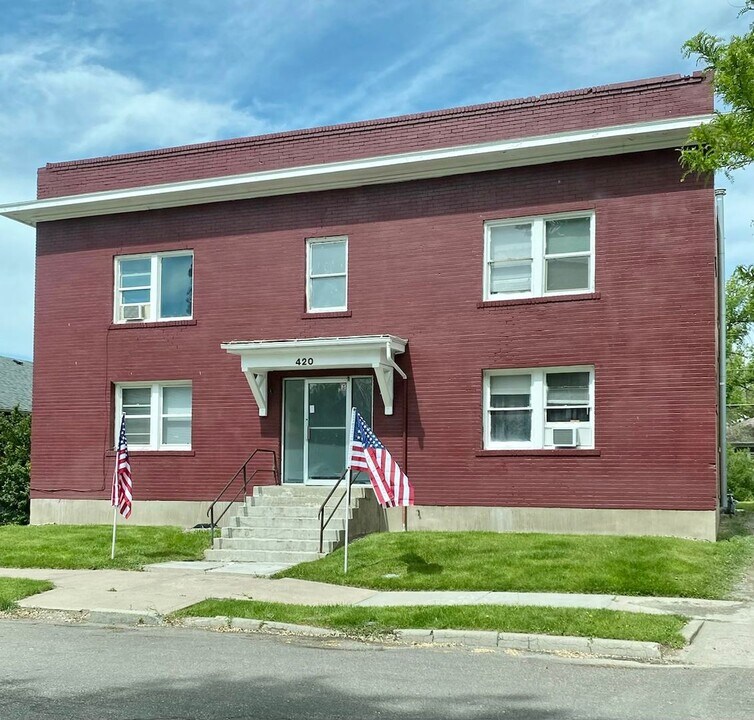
top-left (222, 335), bottom-right (407, 417)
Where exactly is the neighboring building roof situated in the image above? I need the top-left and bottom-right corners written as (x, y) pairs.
top-left (0, 356), bottom-right (33, 412)
top-left (729, 418), bottom-right (754, 446)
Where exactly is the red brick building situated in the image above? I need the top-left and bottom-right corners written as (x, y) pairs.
top-left (1, 73), bottom-right (721, 540)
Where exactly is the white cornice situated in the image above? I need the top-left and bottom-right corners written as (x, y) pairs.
top-left (0, 115), bottom-right (711, 227)
top-left (222, 335), bottom-right (407, 353)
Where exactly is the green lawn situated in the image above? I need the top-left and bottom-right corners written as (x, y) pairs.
top-left (0, 525), bottom-right (211, 570)
top-left (738, 501), bottom-right (754, 512)
top-left (0, 577), bottom-right (54, 611)
top-left (174, 598), bottom-right (688, 648)
top-left (276, 531), bottom-right (754, 599)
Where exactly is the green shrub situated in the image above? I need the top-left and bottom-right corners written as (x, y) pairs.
top-left (728, 444), bottom-right (754, 501)
top-left (0, 408), bottom-right (31, 525)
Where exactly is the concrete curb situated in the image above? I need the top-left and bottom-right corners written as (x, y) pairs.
top-left (4, 606), bottom-right (165, 627)
top-left (681, 619), bottom-right (705, 644)
top-left (395, 628), bottom-right (666, 661)
top-left (178, 616), bottom-right (340, 637)
top-left (86, 608), bottom-right (163, 626)
top-left (176, 616), bottom-right (670, 661)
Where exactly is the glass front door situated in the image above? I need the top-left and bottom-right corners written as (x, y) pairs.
top-left (306, 379), bottom-right (347, 483)
top-left (282, 376), bottom-right (373, 485)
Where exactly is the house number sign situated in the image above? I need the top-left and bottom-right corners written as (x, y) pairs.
top-left (295, 357), bottom-right (314, 366)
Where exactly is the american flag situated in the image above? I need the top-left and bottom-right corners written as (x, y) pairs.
top-left (349, 410), bottom-right (413, 507)
top-left (111, 414), bottom-right (133, 519)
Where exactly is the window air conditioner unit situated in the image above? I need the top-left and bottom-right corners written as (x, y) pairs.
top-left (552, 427), bottom-right (579, 448)
top-left (122, 303), bottom-right (149, 321)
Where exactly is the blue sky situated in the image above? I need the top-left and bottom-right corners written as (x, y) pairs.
top-left (0, 0), bottom-right (752, 360)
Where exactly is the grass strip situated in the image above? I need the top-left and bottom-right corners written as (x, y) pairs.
top-left (0, 577), bottom-right (54, 611)
top-left (174, 598), bottom-right (688, 648)
top-left (0, 525), bottom-right (211, 570)
top-left (275, 531), bottom-right (754, 599)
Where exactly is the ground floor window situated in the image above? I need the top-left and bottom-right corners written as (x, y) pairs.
top-left (483, 367), bottom-right (594, 449)
top-left (115, 382), bottom-right (192, 450)
top-left (282, 376), bottom-right (372, 484)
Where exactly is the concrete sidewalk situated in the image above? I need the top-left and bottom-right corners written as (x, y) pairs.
top-left (0, 563), bottom-right (745, 619)
top-left (2, 562), bottom-right (753, 667)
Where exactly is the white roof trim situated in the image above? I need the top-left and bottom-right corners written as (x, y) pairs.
top-left (1, 115), bottom-right (711, 227)
top-left (223, 335), bottom-right (407, 416)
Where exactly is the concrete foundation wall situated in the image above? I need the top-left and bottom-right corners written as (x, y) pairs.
top-left (385, 505), bottom-right (717, 541)
top-left (30, 499), bottom-right (241, 528)
top-left (31, 498), bottom-right (717, 540)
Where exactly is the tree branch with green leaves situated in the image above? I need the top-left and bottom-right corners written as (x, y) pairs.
top-left (681, 1), bottom-right (754, 177)
top-left (727, 265), bottom-right (754, 422)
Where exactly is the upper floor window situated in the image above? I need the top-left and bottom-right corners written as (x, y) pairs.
top-left (306, 237), bottom-right (347, 312)
top-left (114, 251), bottom-right (193, 323)
top-left (483, 366), bottom-right (594, 450)
top-left (115, 382), bottom-right (192, 450)
top-left (483, 212), bottom-right (594, 300)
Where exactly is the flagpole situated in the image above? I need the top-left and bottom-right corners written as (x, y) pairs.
top-left (110, 504), bottom-right (118, 560)
top-left (111, 459), bottom-right (119, 560)
top-left (344, 468), bottom-right (352, 574)
top-left (344, 407), bottom-right (356, 575)
top-left (110, 414), bottom-right (122, 561)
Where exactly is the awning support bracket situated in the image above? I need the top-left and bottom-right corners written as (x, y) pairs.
top-left (244, 371), bottom-right (269, 417)
top-left (373, 363), bottom-right (395, 416)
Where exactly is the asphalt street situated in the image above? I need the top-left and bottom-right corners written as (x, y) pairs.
top-left (1, 619), bottom-right (751, 720)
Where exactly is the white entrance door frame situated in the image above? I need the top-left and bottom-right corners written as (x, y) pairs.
top-left (303, 376), bottom-right (350, 486)
top-left (282, 375), bottom-right (373, 485)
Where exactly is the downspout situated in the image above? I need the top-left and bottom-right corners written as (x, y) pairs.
top-left (402, 371), bottom-right (409, 531)
top-left (715, 188), bottom-right (729, 512)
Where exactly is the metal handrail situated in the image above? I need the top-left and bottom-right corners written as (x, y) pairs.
top-left (318, 468), bottom-right (356, 553)
top-left (207, 448), bottom-right (279, 537)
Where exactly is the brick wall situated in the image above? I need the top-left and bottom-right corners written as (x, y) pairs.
top-left (31, 149), bottom-right (718, 511)
top-left (37, 73), bottom-right (712, 199)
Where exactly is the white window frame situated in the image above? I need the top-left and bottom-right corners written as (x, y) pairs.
top-left (483, 211), bottom-right (595, 301)
top-left (114, 381), bottom-right (192, 450)
top-left (306, 236), bottom-right (348, 312)
top-left (113, 250), bottom-right (194, 324)
top-left (483, 366), bottom-right (595, 450)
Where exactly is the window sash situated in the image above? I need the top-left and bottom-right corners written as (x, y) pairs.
top-left (488, 408), bottom-right (533, 443)
top-left (484, 213), bottom-right (594, 300)
top-left (115, 382), bottom-right (192, 450)
top-left (484, 367), bottom-right (594, 449)
top-left (307, 237), bottom-right (348, 311)
top-left (114, 252), bottom-right (193, 323)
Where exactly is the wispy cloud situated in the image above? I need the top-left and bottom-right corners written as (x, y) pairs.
top-left (0, 39), bottom-right (268, 172)
top-left (518, 0), bottom-right (737, 84)
top-left (0, 35), bottom-right (269, 359)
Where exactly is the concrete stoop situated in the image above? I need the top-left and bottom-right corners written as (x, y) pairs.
top-left (204, 485), bottom-right (380, 565)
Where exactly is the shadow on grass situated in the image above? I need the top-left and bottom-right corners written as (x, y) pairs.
top-left (399, 552), bottom-right (443, 575)
top-left (719, 511), bottom-right (754, 541)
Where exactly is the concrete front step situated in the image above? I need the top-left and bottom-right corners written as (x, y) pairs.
top-left (247, 496), bottom-right (353, 508)
top-left (204, 484), bottom-right (369, 564)
top-left (253, 485), bottom-right (371, 498)
top-left (232, 516), bottom-right (325, 530)
top-left (242, 505), bottom-right (352, 519)
top-left (204, 548), bottom-right (324, 564)
top-left (216, 537), bottom-right (333, 553)
top-left (222, 526), bottom-right (343, 542)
